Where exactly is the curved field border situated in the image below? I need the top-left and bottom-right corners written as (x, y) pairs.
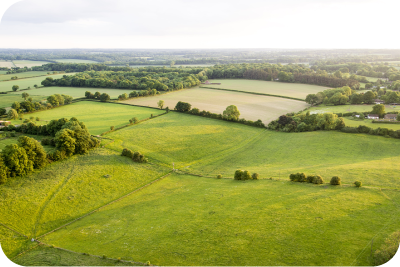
top-left (199, 86), bottom-right (305, 101)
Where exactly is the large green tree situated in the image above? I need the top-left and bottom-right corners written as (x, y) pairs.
top-left (2, 144), bottom-right (33, 177)
top-left (12, 85), bottom-right (19, 91)
top-left (223, 105), bottom-right (240, 121)
top-left (372, 104), bottom-right (386, 118)
top-left (7, 109), bottom-right (18, 120)
top-left (18, 136), bottom-right (47, 169)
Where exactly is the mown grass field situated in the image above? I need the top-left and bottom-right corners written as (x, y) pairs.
top-left (0, 71), bottom-right (50, 81)
top-left (8, 86), bottom-right (135, 99)
top-left (343, 117), bottom-right (400, 131)
top-left (0, 94), bottom-right (46, 108)
top-left (12, 245), bottom-right (136, 266)
top-left (121, 88), bottom-right (309, 124)
top-left (0, 73), bottom-right (75, 92)
top-left (201, 79), bottom-right (329, 99)
top-left (306, 104), bottom-right (399, 114)
top-left (30, 101), bottom-right (164, 135)
top-left (40, 174), bottom-right (400, 266)
top-left (12, 61), bottom-right (51, 68)
top-left (54, 59), bottom-right (98, 63)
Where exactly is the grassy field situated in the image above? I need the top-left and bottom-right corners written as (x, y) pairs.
top-left (54, 59), bottom-right (98, 63)
top-left (0, 71), bottom-right (8, 75)
top-left (12, 245), bottom-right (137, 266)
top-left (8, 86), bottom-right (135, 99)
top-left (121, 88), bottom-right (309, 124)
top-left (343, 117), bottom-right (400, 131)
top-left (0, 71), bottom-right (50, 81)
top-left (40, 174), bottom-right (400, 266)
top-left (30, 101), bottom-right (164, 135)
top-left (0, 134), bottom-right (57, 153)
top-left (305, 104), bottom-right (400, 114)
top-left (365, 76), bottom-right (379, 82)
top-left (0, 94), bottom-right (46, 108)
top-left (0, 73), bottom-right (75, 92)
top-left (201, 79), bottom-right (329, 99)
top-left (13, 61), bottom-right (51, 68)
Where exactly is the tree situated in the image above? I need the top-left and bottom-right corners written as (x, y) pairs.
top-left (54, 129), bottom-right (76, 157)
top-left (100, 93), bottom-right (110, 102)
top-left (385, 91), bottom-right (399, 104)
top-left (47, 95), bottom-right (59, 106)
top-left (132, 117), bottom-right (139, 124)
top-left (372, 104), bottom-right (385, 118)
top-left (223, 105), bottom-right (240, 121)
top-left (234, 170), bottom-right (242, 180)
top-left (157, 100), bottom-right (165, 109)
top-left (350, 93), bottom-right (363, 104)
top-left (0, 155), bottom-right (8, 184)
top-left (18, 136), bottom-right (47, 169)
top-left (241, 170), bottom-right (251, 180)
top-left (363, 91), bottom-right (376, 104)
top-left (34, 84), bottom-right (38, 89)
top-left (12, 85), bottom-right (19, 91)
top-left (94, 92), bottom-right (101, 99)
top-left (305, 94), bottom-right (318, 106)
top-left (1, 144), bottom-right (33, 177)
top-left (0, 108), bottom-right (6, 116)
top-left (7, 109), bottom-right (18, 120)
top-left (22, 92), bottom-right (29, 101)
top-left (175, 101), bottom-right (191, 112)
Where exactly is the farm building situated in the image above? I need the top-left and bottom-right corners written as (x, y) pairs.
top-left (367, 114), bottom-right (379, 120)
top-left (384, 114), bottom-right (397, 120)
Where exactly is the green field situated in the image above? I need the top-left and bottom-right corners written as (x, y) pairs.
top-left (201, 79), bottom-right (330, 99)
top-left (343, 117), bottom-right (400, 131)
top-left (9, 86), bottom-right (135, 99)
top-left (365, 76), bottom-right (380, 82)
top-left (30, 101), bottom-right (164, 135)
top-left (0, 94), bottom-right (46, 108)
top-left (54, 59), bottom-right (98, 63)
top-left (0, 74), bottom-right (75, 92)
top-left (305, 104), bottom-right (400, 114)
top-left (122, 88), bottom-right (309, 124)
top-left (0, 134), bottom-right (56, 153)
top-left (0, 71), bottom-right (9, 75)
top-left (13, 61), bottom-right (51, 68)
top-left (40, 174), bottom-right (400, 266)
top-left (0, 71), bottom-right (50, 81)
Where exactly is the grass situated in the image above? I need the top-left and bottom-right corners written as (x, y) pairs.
top-left (54, 59), bottom-right (98, 63)
top-left (0, 71), bottom-right (9, 75)
top-left (343, 117), bottom-right (400, 131)
top-left (0, 74), bottom-right (75, 92)
top-left (0, 94), bottom-right (46, 108)
top-left (40, 174), bottom-right (400, 266)
top-left (121, 88), bottom-right (309, 124)
top-left (365, 76), bottom-right (380, 82)
top-left (305, 104), bottom-right (400, 114)
top-left (0, 71), bottom-right (50, 81)
top-left (12, 61), bottom-right (51, 68)
top-left (30, 101), bottom-right (164, 135)
top-left (0, 134), bottom-right (57, 153)
top-left (8, 86), bottom-right (136, 99)
top-left (0, 148), bottom-right (169, 239)
top-left (12, 245), bottom-right (137, 266)
top-left (201, 79), bottom-right (330, 99)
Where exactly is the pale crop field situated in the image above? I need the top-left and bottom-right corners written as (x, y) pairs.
top-left (54, 59), bottom-right (98, 63)
top-left (13, 60), bottom-right (51, 68)
top-left (201, 79), bottom-right (329, 99)
top-left (31, 101), bottom-right (164, 135)
top-left (9, 86), bottom-right (135, 99)
top-left (40, 174), bottom-right (400, 266)
top-left (121, 88), bottom-right (309, 124)
top-left (0, 73), bottom-right (75, 92)
top-left (0, 71), bottom-right (50, 81)
top-left (0, 61), bottom-right (15, 68)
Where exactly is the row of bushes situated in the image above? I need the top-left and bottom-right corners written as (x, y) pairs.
top-left (334, 111), bottom-right (399, 118)
top-left (290, 173), bottom-right (362, 187)
top-left (118, 89), bottom-right (159, 100)
top-left (372, 120), bottom-right (400, 124)
top-left (341, 125), bottom-right (400, 139)
top-left (121, 148), bottom-right (148, 163)
top-left (234, 170), bottom-right (259, 180)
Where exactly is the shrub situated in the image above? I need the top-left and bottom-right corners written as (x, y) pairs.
top-left (110, 126), bottom-right (115, 131)
top-left (217, 174), bottom-right (222, 179)
top-left (252, 173), bottom-right (259, 180)
top-left (234, 170), bottom-right (242, 180)
top-left (306, 175), bottom-right (315, 183)
top-left (289, 173), bottom-right (306, 182)
top-left (102, 255), bottom-right (107, 259)
top-left (133, 117), bottom-right (139, 124)
top-left (330, 176), bottom-right (341, 185)
top-left (374, 231), bottom-right (400, 266)
top-left (30, 116), bottom-right (34, 120)
top-left (121, 148), bottom-right (134, 158)
top-left (354, 181), bottom-right (362, 187)
top-left (132, 151), bottom-right (148, 163)
top-left (312, 175), bottom-right (324, 184)
top-left (41, 138), bottom-right (49, 146)
top-left (36, 117), bottom-right (40, 121)
top-left (241, 170), bottom-right (251, 180)
top-left (129, 119), bottom-right (133, 125)
top-left (10, 131), bottom-right (16, 137)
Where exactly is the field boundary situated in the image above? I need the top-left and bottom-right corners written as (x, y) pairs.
top-left (0, 222), bottom-right (29, 239)
top-left (36, 171), bottom-right (173, 239)
top-left (199, 86), bottom-right (305, 101)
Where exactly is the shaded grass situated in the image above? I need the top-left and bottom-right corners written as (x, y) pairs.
top-left (106, 112), bottom-right (262, 168)
top-left (40, 174), bottom-right (400, 266)
top-left (29, 101), bottom-right (164, 135)
top-left (0, 148), bottom-right (169, 240)
top-left (201, 79), bottom-right (329, 99)
top-left (0, 94), bottom-right (46, 108)
top-left (343, 117), bottom-right (400, 131)
top-left (0, 226), bottom-right (34, 259)
top-left (0, 134), bottom-right (56, 153)
top-left (0, 74), bottom-right (75, 92)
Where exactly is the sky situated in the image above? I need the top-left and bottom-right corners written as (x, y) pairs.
top-left (0, 0), bottom-right (399, 49)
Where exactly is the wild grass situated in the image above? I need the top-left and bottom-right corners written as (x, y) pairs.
top-left (201, 79), bottom-right (329, 99)
top-left (0, 225), bottom-right (34, 259)
top-left (40, 174), bottom-right (400, 266)
top-left (0, 148), bottom-right (169, 240)
top-left (121, 88), bottom-right (309, 124)
top-left (0, 71), bottom-right (50, 81)
top-left (29, 101), bottom-right (164, 135)
top-left (0, 74), bottom-right (75, 92)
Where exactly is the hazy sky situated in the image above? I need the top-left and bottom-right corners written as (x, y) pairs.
top-left (0, 0), bottom-right (399, 49)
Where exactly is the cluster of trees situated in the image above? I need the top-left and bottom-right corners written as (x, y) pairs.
top-left (305, 86), bottom-right (378, 106)
top-left (341, 125), bottom-right (400, 139)
top-left (234, 170), bottom-right (259, 180)
top-left (268, 112), bottom-right (345, 132)
top-left (174, 102), bottom-right (265, 128)
top-left (121, 148), bottom-right (148, 163)
top-left (289, 173), bottom-right (324, 184)
top-left (84, 91), bottom-right (110, 102)
top-left (0, 136), bottom-right (47, 183)
top-left (118, 89), bottom-right (158, 100)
